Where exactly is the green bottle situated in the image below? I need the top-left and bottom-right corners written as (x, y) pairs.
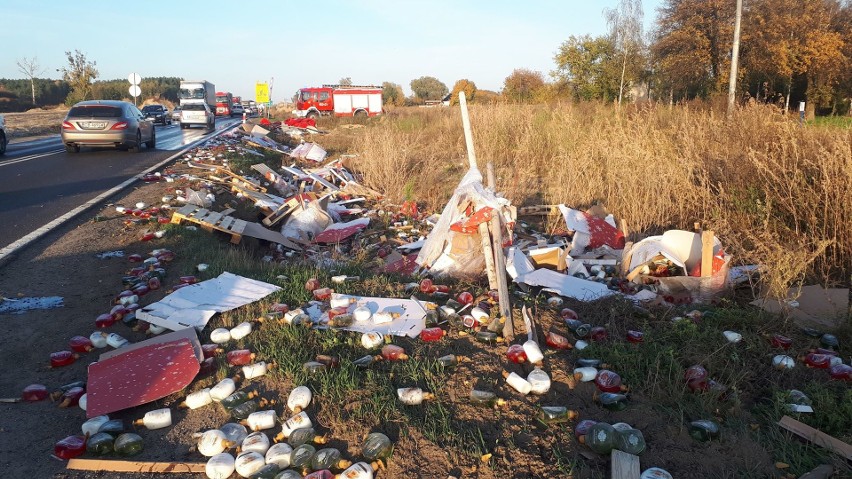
top-left (469, 390), bottom-right (505, 408)
top-left (290, 443), bottom-right (316, 470)
top-left (689, 420), bottom-right (720, 441)
top-left (437, 354), bottom-right (461, 368)
top-left (86, 432), bottom-right (115, 455)
top-left (362, 432), bottom-right (392, 463)
top-left (249, 463), bottom-right (281, 479)
top-left (222, 390), bottom-right (258, 410)
top-left (581, 422), bottom-right (616, 454)
top-left (114, 433), bottom-right (144, 456)
top-left (539, 406), bottom-right (578, 424)
top-left (615, 428), bottom-right (646, 455)
top-left (97, 419), bottom-right (125, 437)
top-left (288, 427), bottom-right (327, 448)
top-left (353, 355), bottom-right (377, 369)
top-left (475, 330), bottom-right (502, 345)
top-left (596, 392), bottom-right (628, 411)
top-left (328, 314), bottom-right (354, 328)
top-left (231, 400), bottom-right (260, 421)
top-left (487, 316), bottom-right (507, 333)
top-left (274, 470), bottom-right (303, 479)
top-left (311, 447), bottom-right (352, 471)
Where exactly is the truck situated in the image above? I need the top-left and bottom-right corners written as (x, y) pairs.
top-left (179, 80), bottom-right (215, 111)
top-left (215, 92), bottom-right (233, 117)
top-left (293, 84), bottom-right (383, 120)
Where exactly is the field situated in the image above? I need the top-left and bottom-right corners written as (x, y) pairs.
top-left (0, 103), bottom-right (849, 479)
top-left (2, 108), bottom-right (68, 139)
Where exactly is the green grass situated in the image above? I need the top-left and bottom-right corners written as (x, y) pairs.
top-left (807, 115), bottom-right (852, 129)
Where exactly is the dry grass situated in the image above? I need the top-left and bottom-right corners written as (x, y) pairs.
top-left (348, 102), bottom-right (851, 290)
top-left (3, 108), bottom-right (68, 139)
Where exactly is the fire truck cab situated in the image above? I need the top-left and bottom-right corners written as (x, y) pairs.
top-left (293, 85), bottom-right (383, 120)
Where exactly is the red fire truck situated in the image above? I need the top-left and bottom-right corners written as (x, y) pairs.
top-left (215, 91), bottom-right (233, 117)
top-left (293, 85), bottom-right (383, 120)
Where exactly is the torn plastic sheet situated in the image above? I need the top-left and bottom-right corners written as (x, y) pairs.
top-left (280, 199), bottom-right (333, 241)
top-left (506, 246), bottom-right (536, 280)
top-left (627, 230), bottom-right (722, 273)
top-left (290, 142), bottom-right (327, 162)
top-left (514, 268), bottom-right (615, 301)
top-left (558, 205), bottom-right (625, 255)
top-left (319, 293), bottom-right (427, 337)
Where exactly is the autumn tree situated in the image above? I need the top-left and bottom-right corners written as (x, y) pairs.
top-left (475, 89), bottom-right (502, 104)
top-left (604, 0), bottom-right (646, 104)
top-left (553, 36), bottom-right (620, 101)
top-left (502, 69), bottom-right (545, 102)
top-left (16, 57), bottom-right (44, 106)
top-left (450, 79), bottom-right (477, 105)
top-left (410, 76), bottom-right (448, 101)
top-left (58, 50), bottom-right (98, 105)
top-left (381, 81), bottom-right (405, 107)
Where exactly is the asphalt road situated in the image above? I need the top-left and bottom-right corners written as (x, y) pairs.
top-left (0, 118), bottom-right (239, 257)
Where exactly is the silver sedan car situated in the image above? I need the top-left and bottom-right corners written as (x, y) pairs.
top-left (61, 100), bottom-right (155, 153)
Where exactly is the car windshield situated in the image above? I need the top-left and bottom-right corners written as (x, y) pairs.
top-left (68, 106), bottom-right (123, 118)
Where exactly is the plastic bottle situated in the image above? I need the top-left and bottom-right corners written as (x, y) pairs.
top-left (381, 344), bottom-right (408, 361)
top-left (475, 330), bottom-right (503, 344)
top-left (58, 386), bottom-right (86, 408)
top-left (234, 451), bottom-right (266, 478)
top-left (221, 423), bottom-right (248, 445)
top-left (574, 419), bottom-right (597, 438)
top-left (683, 365), bottom-right (708, 382)
top-left (688, 420), bottom-right (720, 441)
top-left (275, 411), bottom-right (313, 442)
top-left (527, 367), bottom-right (551, 395)
top-left (506, 344), bottom-right (527, 363)
top-left (328, 313), bottom-right (354, 328)
top-left (230, 321), bottom-right (255, 341)
top-left (640, 467), bottom-right (673, 479)
top-left (276, 470), bottom-right (305, 479)
top-left (589, 326), bottom-right (608, 342)
top-left (305, 470), bottom-right (334, 479)
top-left (303, 361), bottom-right (328, 374)
top-left (114, 432), bottom-right (144, 456)
top-left (502, 371), bottom-right (532, 395)
top-left (313, 287), bottom-right (333, 301)
top-left (241, 431), bottom-right (271, 454)
top-left (397, 387), bottom-right (435, 405)
top-left (133, 408), bottom-right (172, 429)
top-left (353, 355), bottom-right (378, 369)
top-left (227, 349), bottom-right (256, 366)
top-left (231, 400), bottom-right (265, 421)
top-left (89, 331), bottom-right (108, 348)
top-left (560, 308), bottom-right (579, 320)
top-left (545, 329), bottom-right (573, 350)
top-left (830, 363), bottom-right (852, 381)
top-left (265, 442), bottom-right (293, 469)
top-left (210, 378), bottom-right (237, 402)
top-left (772, 355), bottom-right (796, 369)
top-left (470, 389), bottom-right (506, 408)
top-left (69, 335), bottom-right (94, 353)
top-left (49, 350), bottom-right (78, 368)
top-left (337, 461), bottom-right (375, 479)
top-left (288, 427), bottom-right (328, 448)
top-left (722, 330), bottom-right (742, 343)
top-left (82, 416), bottom-right (110, 436)
top-left (800, 353), bottom-right (837, 369)
top-left (244, 410), bottom-right (278, 431)
top-left (769, 333), bottom-right (793, 350)
top-left (195, 429), bottom-right (235, 456)
top-left (615, 428), bottom-right (646, 455)
top-left (305, 278), bottom-right (321, 291)
top-left (573, 367), bottom-right (598, 382)
top-left (361, 332), bottom-right (384, 349)
top-left (206, 452), bottom-right (236, 479)
top-left (361, 432), bottom-right (392, 465)
top-left (312, 447), bottom-right (352, 472)
top-left (419, 327), bottom-right (445, 342)
top-left (250, 463), bottom-right (280, 478)
top-left (522, 340), bottom-right (544, 364)
top-left (579, 422), bottom-right (616, 454)
top-left (96, 313), bottom-right (118, 328)
top-left (595, 370), bottom-right (627, 393)
top-left (97, 419), bottom-right (125, 436)
top-left (290, 443), bottom-right (317, 470)
top-left (222, 390), bottom-right (259, 410)
top-left (53, 435), bottom-right (87, 460)
top-left (352, 306), bottom-right (372, 322)
top-left (626, 330), bottom-right (644, 344)
top-left (210, 328), bottom-right (232, 344)
top-left (595, 392), bottom-right (628, 411)
top-left (539, 406), bottom-right (578, 424)
top-left (280, 387), bottom-right (311, 415)
top-left (574, 339), bottom-right (589, 350)
top-left (241, 361), bottom-right (274, 380)
top-left (21, 384), bottom-right (48, 402)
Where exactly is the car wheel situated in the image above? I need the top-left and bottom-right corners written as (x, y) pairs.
top-left (65, 143), bottom-right (79, 153)
top-left (0, 130), bottom-right (6, 155)
top-left (129, 131), bottom-right (142, 153)
top-left (147, 128), bottom-right (156, 149)
top-left (307, 111), bottom-right (319, 121)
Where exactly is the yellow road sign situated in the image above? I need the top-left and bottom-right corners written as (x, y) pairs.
top-left (256, 83), bottom-right (270, 104)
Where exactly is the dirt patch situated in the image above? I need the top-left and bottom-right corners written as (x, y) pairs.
top-left (3, 109), bottom-right (68, 139)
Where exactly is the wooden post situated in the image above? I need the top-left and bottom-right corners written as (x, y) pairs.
top-left (487, 162), bottom-right (513, 341)
top-left (458, 92), bottom-right (478, 171)
top-left (610, 450), bottom-right (640, 479)
top-left (701, 230), bottom-right (715, 277)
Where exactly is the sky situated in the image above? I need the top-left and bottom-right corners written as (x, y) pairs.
top-left (0, 0), bottom-right (662, 102)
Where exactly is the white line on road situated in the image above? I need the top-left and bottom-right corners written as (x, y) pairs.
top-left (0, 149), bottom-right (66, 167)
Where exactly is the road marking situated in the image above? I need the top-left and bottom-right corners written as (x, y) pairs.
top-left (0, 148), bottom-right (66, 167)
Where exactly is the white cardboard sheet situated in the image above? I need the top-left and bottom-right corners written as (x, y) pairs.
top-left (515, 268), bottom-right (615, 301)
top-left (137, 272), bottom-right (281, 331)
top-left (320, 293), bottom-right (427, 337)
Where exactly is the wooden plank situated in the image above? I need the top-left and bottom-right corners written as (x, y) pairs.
top-left (610, 450), bottom-right (640, 479)
top-left (621, 242), bottom-right (634, 276)
top-left (487, 162), bottom-right (513, 341)
top-left (777, 415), bottom-right (852, 460)
top-left (67, 458), bottom-right (206, 473)
top-left (701, 230), bottom-right (715, 277)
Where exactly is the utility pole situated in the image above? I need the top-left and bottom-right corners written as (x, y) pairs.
top-left (727, 0), bottom-right (743, 118)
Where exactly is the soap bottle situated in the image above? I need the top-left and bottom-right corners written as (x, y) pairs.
top-left (538, 406), bottom-right (578, 424)
top-left (133, 408), bottom-right (172, 429)
top-left (205, 453), bottom-right (235, 479)
top-left (502, 371), bottom-right (532, 395)
top-left (181, 389), bottom-right (213, 410)
top-left (579, 422), bottom-right (616, 454)
top-left (287, 385), bottom-right (313, 413)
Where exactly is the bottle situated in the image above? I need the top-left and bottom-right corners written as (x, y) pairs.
top-left (210, 328), bottom-right (232, 344)
top-left (227, 349), bottom-right (256, 366)
top-left (21, 384), bottom-right (48, 402)
top-left (241, 361), bottom-right (275, 380)
top-left (573, 367), bottom-right (598, 382)
top-left (560, 308), bottom-right (579, 320)
top-left (242, 431), bottom-right (271, 454)
top-left (595, 392), bottom-right (628, 411)
top-left (353, 355), bottom-right (378, 369)
top-left (328, 313), bottom-right (354, 328)
top-left (830, 363), bottom-right (852, 381)
top-left (243, 410), bottom-right (278, 431)
top-left (195, 429), bottom-right (236, 456)
top-left (312, 447), bottom-right (352, 471)
top-left (361, 332), bottom-right (384, 349)
top-left (53, 434), bottom-right (87, 460)
top-left (545, 329), bottom-right (573, 350)
top-left (249, 463), bottom-right (280, 478)
top-left (287, 386), bottom-right (312, 413)
top-left (574, 419), bottom-right (597, 438)
top-left (133, 408), bottom-right (172, 429)
top-left (476, 330), bottom-right (503, 344)
top-left (487, 316), bottom-right (507, 334)
top-left (547, 296), bottom-right (564, 308)
top-left (470, 389), bottom-right (506, 408)
top-left (769, 333), bottom-right (793, 349)
top-left (576, 358), bottom-right (607, 368)
top-left (772, 355), bottom-right (795, 369)
top-left (626, 330), bottom-right (644, 344)
top-left (595, 370), bottom-right (627, 393)
top-left (397, 387), bottom-right (435, 405)
top-left (276, 470), bottom-right (305, 479)
top-left (527, 368), bottom-right (551, 395)
top-left (502, 371), bottom-right (532, 395)
top-left (231, 400), bottom-right (266, 421)
top-left (437, 354), bottom-right (462, 367)
top-left (305, 278), bottom-right (321, 291)
top-left (304, 361), bottom-right (328, 374)
top-left (506, 344), bottom-right (527, 363)
top-left (206, 453), bottom-right (236, 479)
top-left (290, 443), bottom-right (317, 470)
top-left (820, 333), bottom-right (839, 349)
top-left (221, 390), bottom-right (259, 410)
top-left (419, 327), bottom-right (445, 342)
top-left (234, 451), bottom-right (266, 478)
top-left (58, 386), bottom-right (86, 408)
top-left (522, 340), bottom-right (544, 364)
top-left (539, 406), bottom-right (578, 424)
top-left (106, 332), bottom-right (129, 348)
top-left (336, 462), bottom-right (375, 479)
top-left (82, 416), bottom-right (110, 436)
top-left (615, 428), bottom-right (646, 455)
top-left (287, 427), bottom-right (328, 448)
top-left (89, 331), bottom-right (108, 348)
top-left (265, 442), bottom-right (293, 469)
top-left (230, 321), bottom-right (255, 341)
top-left (381, 344), bottom-right (409, 361)
top-left (362, 432), bottom-right (392, 465)
top-left (640, 468), bottom-right (673, 479)
top-left (275, 411), bottom-right (313, 442)
top-left (800, 353), bottom-right (836, 369)
top-left (49, 350), bottom-right (78, 368)
top-left (579, 422), bottom-right (616, 454)
top-left (68, 335), bottom-right (94, 353)
top-left (305, 470), bottom-right (334, 479)
top-left (574, 340), bottom-right (589, 350)
top-left (114, 432), bottom-right (144, 456)
top-left (683, 365), bottom-right (708, 383)
top-left (210, 378), bottom-right (237, 402)
top-left (352, 306), bottom-right (372, 322)
top-left (97, 419), bottom-right (125, 437)
top-left (589, 326), bottom-right (608, 342)
top-left (85, 432), bottom-right (114, 455)
top-left (221, 423), bottom-right (248, 445)
top-left (688, 420), bottom-right (720, 441)
top-left (313, 287), bottom-right (334, 301)
top-left (574, 323), bottom-right (592, 338)
top-left (96, 313), bottom-right (118, 328)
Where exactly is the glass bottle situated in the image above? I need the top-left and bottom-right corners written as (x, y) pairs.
top-left (688, 420), bottom-right (720, 441)
top-left (227, 349), bottom-right (256, 366)
top-left (222, 390), bottom-right (258, 410)
top-left (820, 333), bottom-right (839, 349)
top-left (250, 463), bottom-right (281, 478)
top-left (527, 367), bottom-right (551, 395)
top-left (242, 431), bottom-right (271, 454)
top-left (290, 443), bottom-right (317, 471)
top-left (195, 429), bottom-right (235, 457)
top-left (539, 406), bottom-right (578, 424)
top-left (595, 370), bottom-right (627, 393)
top-left (311, 447), bottom-right (351, 471)
top-left (506, 344), bottom-right (527, 363)
top-left (470, 389), bottom-right (505, 408)
top-left (287, 427), bottom-right (327, 448)
top-left (437, 354), bottom-right (462, 367)
top-left (206, 453), bottom-right (236, 479)
top-left (275, 470), bottom-right (305, 479)
top-left (328, 313), bottom-right (354, 328)
top-left (231, 400), bottom-right (263, 421)
top-left (133, 408), bottom-right (172, 429)
top-left (53, 434), bottom-right (87, 460)
top-left (58, 386), bottom-right (86, 408)
top-left (574, 323), bottom-right (592, 338)
top-left (244, 410), bottom-right (278, 431)
top-left (362, 432), bottom-right (392, 464)
top-left (503, 371), bottom-right (532, 395)
top-left (114, 432), bottom-right (144, 456)
top-left (381, 344), bottom-right (408, 361)
top-left (265, 442), bottom-right (293, 469)
top-left (288, 386), bottom-right (312, 413)
top-left (595, 392), bottom-right (628, 411)
top-left (234, 451), bottom-right (266, 478)
top-left (580, 422), bottom-right (616, 454)
top-left (419, 327), bottom-right (445, 342)
top-left (49, 350), bottom-right (78, 368)
top-left (476, 330), bottom-right (503, 345)
top-left (86, 432), bottom-right (115, 455)
top-left (615, 428), bottom-right (646, 455)
top-left (626, 330), bottom-right (644, 344)
top-left (21, 384), bottom-right (48, 402)
top-left (96, 419), bottom-right (125, 437)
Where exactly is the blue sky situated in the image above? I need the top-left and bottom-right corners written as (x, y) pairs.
top-left (0, 0), bottom-right (662, 101)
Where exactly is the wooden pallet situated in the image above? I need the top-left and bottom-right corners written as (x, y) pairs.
top-left (170, 205), bottom-right (247, 244)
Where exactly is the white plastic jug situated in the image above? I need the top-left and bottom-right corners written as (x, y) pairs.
top-left (234, 451), bottom-right (265, 478)
top-left (184, 389), bottom-right (212, 410)
top-left (89, 331), bottom-right (108, 348)
top-left (280, 411), bottom-right (312, 439)
top-left (527, 367), bottom-right (551, 395)
top-left (504, 372), bottom-right (532, 395)
top-left (209, 378), bottom-right (236, 402)
top-left (240, 431), bottom-right (270, 454)
top-left (522, 340), bottom-right (544, 364)
top-left (205, 452), bottom-right (235, 479)
top-left (338, 462), bottom-right (374, 479)
top-left (245, 410), bottom-right (277, 431)
top-left (265, 442), bottom-right (293, 469)
top-left (287, 386), bottom-right (312, 413)
top-left (361, 332), bottom-right (384, 349)
top-left (352, 306), bottom-right (372, 322)
top-left (573, 367), bottom-right (598, 382)
top-left (210, 328), bottom-right (231, 344)
top-left (136, 408), bottom-right (172, 429)
top-left (241, 361), bottom-right (270, 380)
top-left (196, 429), bottom-right (233, 457)
top-left (230, 322), bottom-right (253, 341)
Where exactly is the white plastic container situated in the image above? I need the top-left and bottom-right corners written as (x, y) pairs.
top-left (185, 388), bottom-right (212, 410)
top-left (504, 372), bottom-right (533, 395)
top-left (240, 431), bottom-right (270, 454)
top-left (241, 361), bottom-right (270, 380)
top-left (205, 452), bottom-right (235, 479)
top-left (352, 306), bottom-right (372, 322)
top-left (640, 467), bottom-right (673, 479)
top-left (372, 312), bottom-right (394, 324)
top-left (397, 387), bottom-right (431, 405)
top-left (280, 411), bottom-right (312, 439)
top-left (470, 307), bottom-right (489, 322)
top-left (209, 378), bottom-right (236, 402)
top-left (106, 333), bottom-right (129, 348)
top-left (245, 410), bottom-right (277, 431)
top-left (722, 330), bottom-right (743, 343)
top-left (196, 429), bottom-right (233, 456)
top-left (148, 323), bottom-right (167, 335)
top-left (234, 451), bottom-right (265, 478)
top-left (89, 331), bottom-right (108, 348)
top-left (574, 340), bottom-right (589, 350)
top-left (287, 386), bottom-right (312, 413)
top-left (527, 367), bottom-right (551, 395)
top-left (82, 415), bottom-right (109, 436)
top-left (283, 308), bottom-right (305, 325)
top-left (361, 332), bottom-right (384, 349)
top-left (230, 322), bottom-right (253, 341)
top-left (773, 355), bottom-right (795, 369)
top-left (338, 462), bottom-right (375, 479)
top-left (78, 393), bottom-right (87, 411)
top-left (331, 297), bottom-right (357, 309)
top-left (265, 442), bottom-right (293, 469)
top-left (573, 367), bottom-right (598, 382)
top-left (118, 294), bottom-right (138, 306)
top-left (136, 408), bottom-right (172, 429)
top-left (210, 328), bottom-right (231, 344)
top-left (522, 340), bottom-right (544, 364)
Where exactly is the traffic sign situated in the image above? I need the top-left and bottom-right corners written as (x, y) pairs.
top-left (128, 73), bottom-right (141, 85)
top-left (129, 85), bottom-right (141, 97)
top-left (256, 82), bottom-right (270, 104)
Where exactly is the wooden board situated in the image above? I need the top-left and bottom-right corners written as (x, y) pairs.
top-left (701, 230), bottom-right (715, 277)
top-left (777, 415), bottom-right (852, 460)
top-left (610, 450), bottom-right (640, 479)
top-left (67, 458), bottom-right (205, 473)
top-left (170, 206), bottom-right (247, 245)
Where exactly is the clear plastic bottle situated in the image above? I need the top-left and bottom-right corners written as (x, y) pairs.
top-left (539, 406), bottom-right (578, 424)
top-left (89, 331), bottom-right (108, 348)
top-left (527, 368), bottom-right (551, 395)
top-left (82, 415), bottom-right (110, 437)
top-left (361, 332), bottom-right (384, 349)
top-left (241, 431), bottom-right (271, 454)
top-left (573, 367), bottom-right (598, 382)
top-left (595, 392), bottom-right (628, 411)
top-left (688, 420), bottom-right (720, 441)
top-left (206, 453), bottom-right (235, 479)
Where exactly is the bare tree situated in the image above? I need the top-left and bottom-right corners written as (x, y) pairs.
top-left (727, 0), bottom-right (743, 117)
top-left (605, 0), bottom-right (645, 105)
top-left (16, 56), bottom-right (45, 106)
